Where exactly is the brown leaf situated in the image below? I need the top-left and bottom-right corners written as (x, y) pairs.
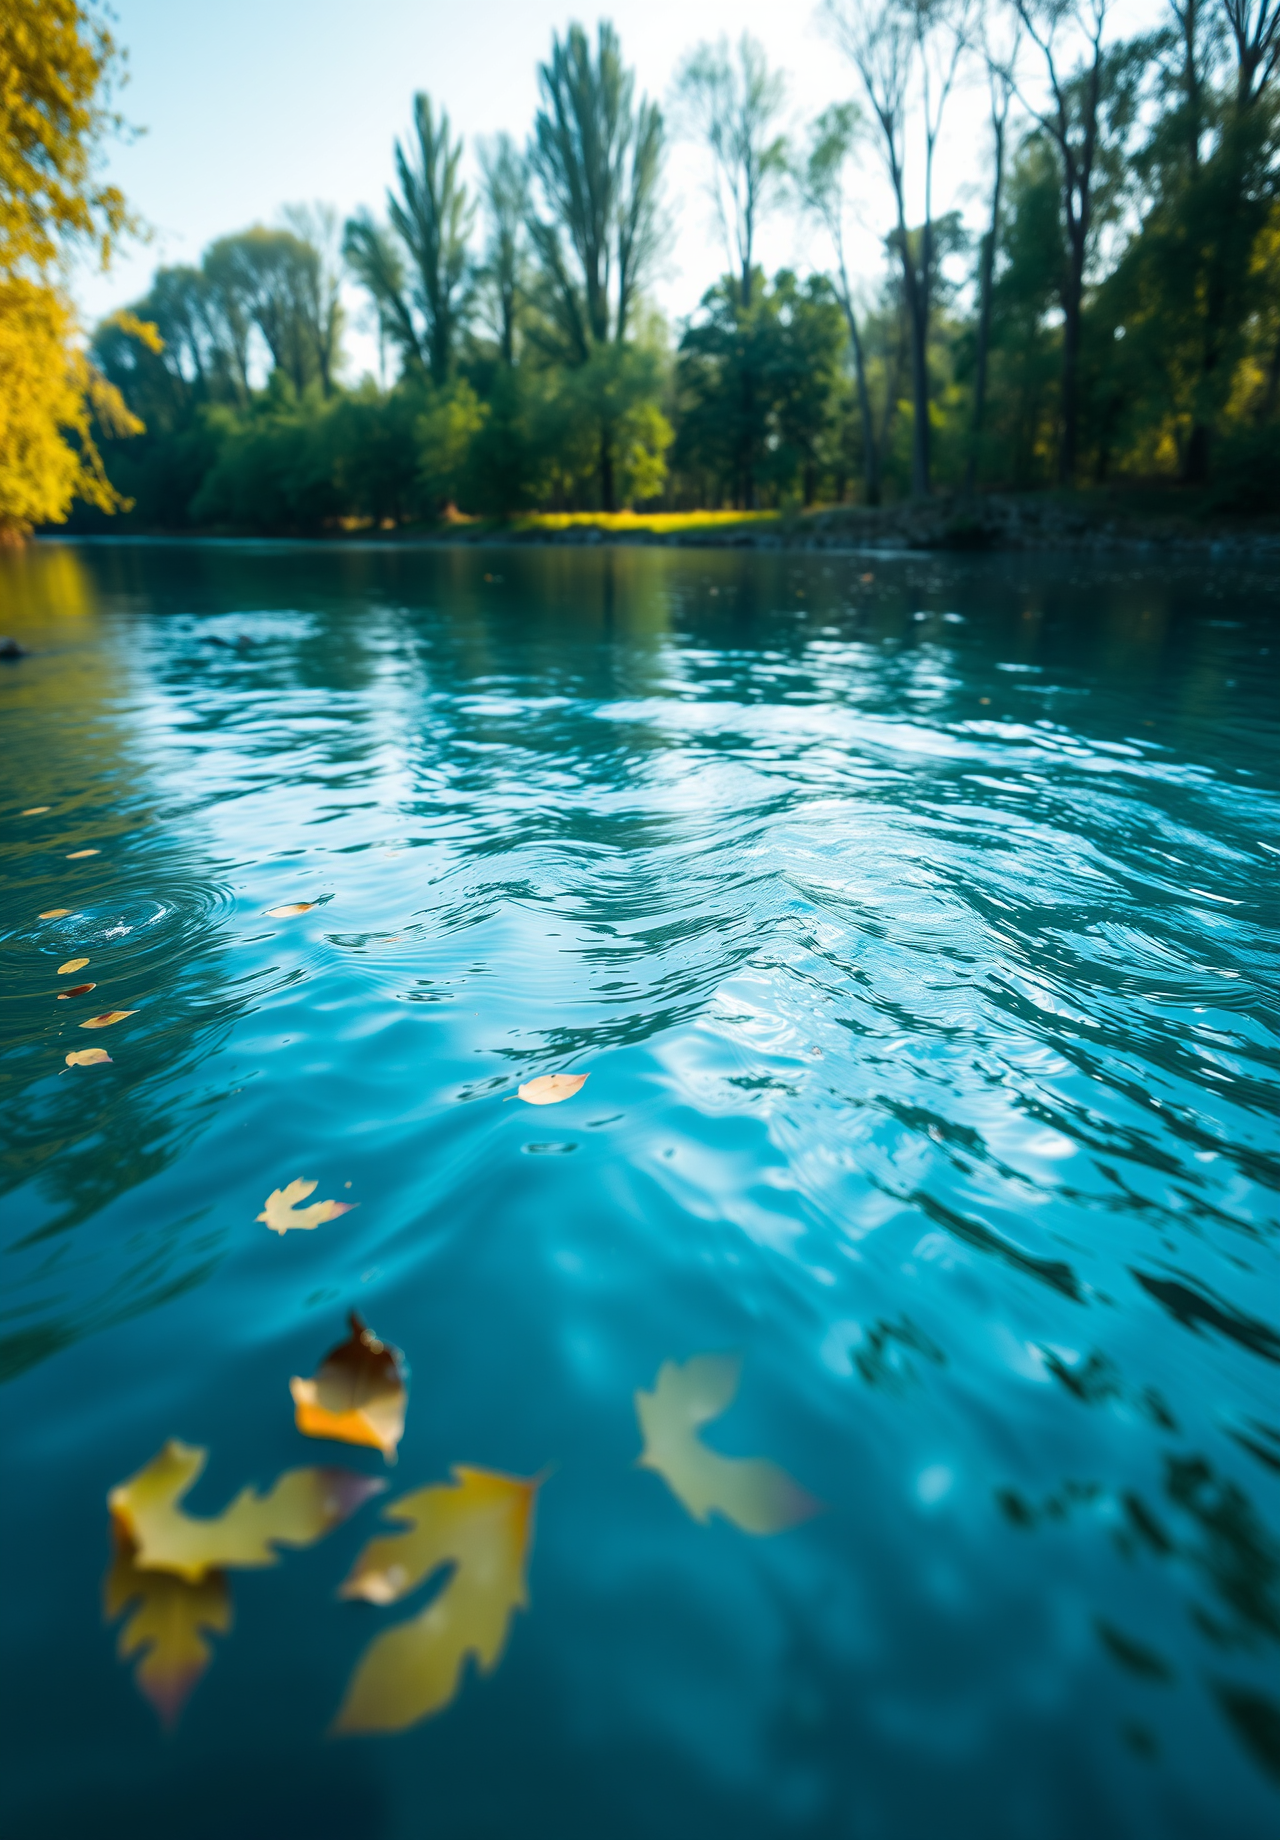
top-left (66, 1048), bottom-right (112, 1066)
top-left (66, 849), bottom-right (99, 859)
top-left (39, 908), bottom-right (74, 919)
top-left (81, 1010), bottom-right (136, 1029)
top-left (291, 1312), bottom-right (407, 1463)
top-left (517, 1073), bottom-right (589, 1106)
top-left (57, 982), bottom-right (96, 999)
top-left (108, 1438), bottom-right (384, 1582)
top-left (334, 1467), bottom-right (541, 1734)
top-left (57, 957), bottom-right (89, 975)
top-left (104, 1525), bottom-right (232, 1728)
top-left (257, 1178), bottom-right (356, 1234)
top-left (265, 902), bottom-right (316, 917)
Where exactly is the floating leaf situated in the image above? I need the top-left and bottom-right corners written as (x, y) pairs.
top-left (517, 1073), bottom-right (589, 1106)
top-left (56, 982), bottom-right (96, 999)
top-left (39, 908), bottom-right (73, 919)
top-left (57, 957), bottom-right (89, 975)
top-left (66, 1048), bottom-right (112, 1067)
top-left (635, 1355), bottom-right (821, 1535)
top-left (104, 1525), bottom-right (231, 1728)
top-left (108, 1438), bottom-right (384, 1582)
top-left (291, 1312), bottom-right (407, 1463)
top-left (66, 849), bottom-right (99, 859)
top-left (81, 1009), bottom-right (136, 1029)
top-left (266, 902), bottom-right (316, 917)
top-left (23, 806), bottom-right (51, 815)
top-left (334, 1466), bottom-right (541, 1734)
top-left (258, 1177), bottom-right (356, 1235)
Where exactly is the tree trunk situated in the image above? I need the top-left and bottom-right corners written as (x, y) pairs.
top-left (600, 423), bottom-right (615, 512)
top-left (1059, 235), bottom-right (1086, 486)
top-left (842, 296), bottom-right (881, 507)
top-left (907, 289), bottom-right (930, 497)
top-left (967, 118), bottom-right (1005, 494)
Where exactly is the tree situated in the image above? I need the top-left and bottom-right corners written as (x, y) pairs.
top-left (345, 95), bottom-right (473, 385)
top-left (476, 134), bottom-right (528, 366)
top-left (800, 103), bottom-right (883, 503)
top-left (0, 0), bottom-right (140, 537)
top-left (969, 8), bottom-right (1019, 488)
top-left (281, 203), bottom-right (344, 395)
top-left (526, 21), bottom-right (665, 507)
top-left (826, 0), bottom-right (972, 497)
top-left (674, 34), bottom-right (789, 311)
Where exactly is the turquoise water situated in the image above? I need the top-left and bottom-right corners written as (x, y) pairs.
top-left (1, 539), bottom-right (1278, 1838)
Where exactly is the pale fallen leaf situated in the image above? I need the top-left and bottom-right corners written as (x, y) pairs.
top-left (81, 1009), bottom-right (136, 1029)
top-left (635, 1354), bottom-right (821, 1535)
top-left (57, 982), bottom-right (96, 999)
top-left (66, 1048), bottom-right (112, 1067)
top-left (517, 1072), bottom-right (589, 1106)
top-left (66, 849), bottom-right (99, 859)
top-left (291, 1312), bottom-right (407, 1463)
top-left (23, 806), bottom-right (50, 815)
top-left (258, 1177), bottom-right (356, 1235)
top-left (39, 908), bottom-right (73, 918)
top-left (265, 902), bottom-right (316, 917)
top-left (57, 957), bottom-right (89, 975)
top-left (334, 1467), bottom-right (541, 1734)
top-left (108, 1438), bottom-right (384, 1583)
top-left (104, 1525), bottom-right (231, 1728)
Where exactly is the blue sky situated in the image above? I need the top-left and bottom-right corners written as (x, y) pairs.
top-left (78, 0), bottom-right (1160, 377)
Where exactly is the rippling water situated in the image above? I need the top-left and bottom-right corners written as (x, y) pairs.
top-left (2, 539), bottom-right (1278, 1839)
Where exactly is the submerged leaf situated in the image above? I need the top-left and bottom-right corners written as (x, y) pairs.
top-left (56, 982), bottom-right (96, 999)
top-left (66, 1048), bottom-right (111, 1066)
top-left (266, 902), bottom-right (316, 917)
top-left (80, 1009), bottom-right (136, 1029)
top-left (39, 908), bottom-right (73, 918)
top-left (66, 849), bottom-right (99, 859)
top-left (636, 1355), bottom-right (821, 1535)
top-left (334, 1466), bottom-right (541, 1734)
top-left (108, 1438), bottom-right (384, 1582)
top-left (22, 806), bottom-right (51, 815)
top-left (104, 1526), bottom-right (231, 1728)
top-left (291, 1312), bottom-right (408, 1463)
top-left (258, 1177), bottom-right (356, 1235)
top-left (517, 1073), bottom-right (589, 1106)
top-left (57, 957), bottom-right (89, 975)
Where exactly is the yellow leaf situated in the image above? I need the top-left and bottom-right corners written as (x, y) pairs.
top-left (291, 1311), bottom-right (407, 1463)
top-left (23, 806), bottom-right (50, 814)
top-left (39, 907), bottom-right (73, 918)
top-left (257, 1177), bottom-right (356, 1235)
top-left (66, 1047), bottom-right (111, 1066)
top-left (80, 1009), bottom-right (135, 1028)
top-left (265, 902), bottom-right (316, 917)
top-left (57, 957), bottom-right (88, 974)
top-left (104, 1525), bottom-right (231, 1728)
top-left (334, 1467), bottom-right (541, 1734)
top-left (635, 1355), bottom-right (821, 1535)
top-left (108, 1438), bottom-right (384, 1583)
top-left (66, 848), bottom-right (99, 859)
top-left (56, 981), bottom-right (95, 998)
top-left (517, 1073), bottom-right (589, 1106)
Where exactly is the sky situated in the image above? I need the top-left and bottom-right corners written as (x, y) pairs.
top-left (77, 0), bottom-right (1161, 379)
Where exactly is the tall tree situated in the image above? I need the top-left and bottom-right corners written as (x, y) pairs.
top-left (969, 8), bottom-right (1019, 489)
top-left (345, 95), bottom-right (473, 385)
top-left (826, 0), bottom-right (971, 498)
top-left (281, 203), bottom-right (344, 395)
top-left (476, 134), bottom-right (528, 366)
top-left (674, 34), bottom-right (789, 311)
top-left (800, 103), bottom-right (882, 504)
top-left (526, 21), bottom-right (665, 507)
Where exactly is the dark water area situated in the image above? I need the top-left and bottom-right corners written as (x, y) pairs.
top-left (1, 538), bottom-right (1278, 1839)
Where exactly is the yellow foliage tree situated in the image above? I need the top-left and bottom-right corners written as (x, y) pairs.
top-left (0, 1), bottom-right (146, 540)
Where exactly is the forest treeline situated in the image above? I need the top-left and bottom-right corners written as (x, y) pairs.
top-left (71, 2), bottom-right (1280, 529)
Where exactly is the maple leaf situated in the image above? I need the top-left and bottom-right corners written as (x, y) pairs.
top-left (258, 1178), bottom-right (356, 1234)
top-left (108, 1438), bottom-right (384, 1582)
top-left (80, 1009), bottom-right (136, 1029)
top-left (66, 1048), bottom-right (111, 1066)
top-left (104, 1525), bottom-right (232, 1729)
top-left (291, 1312), bottom-right (408, 1463)
top-left (517, 1073), bottom-right (589, 1105)
top-left (334, 1466), bottom-right (542, 1734)
top-left (635, 1355), bottom-right (821, 1535)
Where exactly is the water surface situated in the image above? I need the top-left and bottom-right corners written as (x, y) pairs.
top-left (2, 539), bottom-right (1278, 1838)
